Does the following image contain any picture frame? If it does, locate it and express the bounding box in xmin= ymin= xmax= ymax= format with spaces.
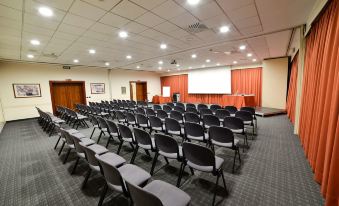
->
xmin=90 ymin=83 xmax=105 ymax=94
xmin=13 ymin=83 xmax=42 ymax=98
xmin=121 ymin=86 xmax=126 ymax=95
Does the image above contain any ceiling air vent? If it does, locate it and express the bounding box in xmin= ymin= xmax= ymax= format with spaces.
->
xmin=41 ymin=52 xmax=58 ymax=59
xmin=185 ymin=22 xmax=208 ymax=33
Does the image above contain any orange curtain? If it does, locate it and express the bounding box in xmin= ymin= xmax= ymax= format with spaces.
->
xmin=298 ymin=0 xmax=339 ymax=205
xmin=286 ymin=52 xmax=299 ymax=124
xmin=231 ymin=67 xmax=262 ymax=106
xmin=160 ymin=67 xmax=262 ymax=107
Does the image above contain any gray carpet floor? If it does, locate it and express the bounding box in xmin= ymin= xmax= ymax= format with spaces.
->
xmin=0 ymin=115 xmax=324 ymax=206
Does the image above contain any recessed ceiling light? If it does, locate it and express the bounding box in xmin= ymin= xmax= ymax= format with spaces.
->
xmin=176 ymin=64 xmax=180 ymax=67
xmin=189 ymin=66 xmax=192 ymax=69
xmin=158 ymin=61 xmax=163 ymax=65
xmin=73 ymin=59 xmax=79 ymax=63
xmin=177 ymin=68 xmax=181 ymax=70
xmin=160 ymin=43 xmax=167 ymax=49
xmin=158 ymin=67 xmax=162 ymax=70
xmin=167 ymin=69 xmax=170 ymax=72
xmin=202 ymin=65 xmax=205 ymax=68
xmin=187 ymin=0 xmax=200 ymax=5
xmin=252 ymin=59 xmax=257 ymax=62
xmin=206 ymin=59 xmax=211 ymax=63
xmin=224 ymin=51 xmax=231 ymax=55
xmin=136 ymin=65 xmax=140 ymax=69
xmin=233 ymin=61 xmax=238 ymax=64
xmin=38 ymin=7 xmax=53 ymax=17
xmin=216 ymin=63 xmax=220 ymax=66
xmin=27 ymin=54 xmax=34 ymax=59
xmin=105 ymin=62 xmax=110 ymax=66
xmin=30 ymin=39 xmax=40 ymax=46
xmin=89 ymin=49 xmax=96 ymax=54
xmin=119 ymin=31 xmax=128 ymax=38
xmin=191 ymin=54 xmax=197 ymax=58
xmin=247 ymin=53 xmax=252 ymax=57
xmin=219 ymin=26 xmax=230 ymax=33
xmin=126 ymin=55 xmax=132 ymax=59
xmin=239 ymin=45 xmax=246 ymax=50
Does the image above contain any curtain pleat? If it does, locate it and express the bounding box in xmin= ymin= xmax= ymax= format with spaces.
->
xmin=286 ymin=52 xmax=299 ymax=124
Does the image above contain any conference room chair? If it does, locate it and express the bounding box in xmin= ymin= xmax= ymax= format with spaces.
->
xmin=136 ymin=113 xmax=150 ymax=131
xmin=96 ymin=116 xmax=110 ymax=144
xmin=240 ymin=107 xmax=257 ymax=129
xmin=105 ymin=120 xmax=120 ymax=148
xmin=167 ymin=102 xmax=175 ymax=108
xmin=54 ymin=126 xmax=79 ymax=150
xmin=58 ymin=129 xmax=74 ymax=156
xmin=184 ymin=112 xmax=201 ymax=124
xmin=215 ymin=109 xmax=230 ymax=122
xmin=115 ymin=110 xmax=127 ymax=125
xmin=235 ymin=111 xmax=255 ymax=137
xmin=203 ymin=114 xmax=221 ymax=129
xmin=96 ymin=154 xmax=150 ymax=206
xmin=184 ymin=122 xmax=208 ymax=143
xmin=210 ymin=104 xmax=222 ymax=114
xmin=176 ymin=102 xmax=185 ymax=109
xmin=186 ymin=103 xmax=196 ymax=109
xmin=209 ymin=126 xmax=241 ymax=173
xmin=170 ymin=110 xmax=184 ymax=124
xmin=128 ymin=102 xmax=136 ymax=113
xmin=178 ymin=142 xmax=228 ymax=206
xmin=117 ymin=124 xmax=135 ymax=154
xmin=146 ymin=108 xmax=156 ymax=117
xmin=156 ymin=109 xmax=168 ymax=122
xmin=126 ymin=179 xmax=191 ymax=206
xmin=186 ymin=106 xmax=198 ymax=114
xmin=89 ymin=115 xmax=100 ymax=139
xmin=200 ymin=108 xmax=214 ymax=119
xmin=223 ymin=117 xmax=249 ymax=151
xmin=150 ymin=133 xmax=183 ymax=176
xmin=70 ymin=132 xmax=95 ymax=174
xmin=126 ymin=112 xmax=138 ymax=127
xmin=136 ymin=107 xmax=146 ymax=115
xmin=68 ymin=109 xmax=89 ymax=129
xmin=174 ymin=105 xmax=185 ymax=114
xmin=224 ymin=106 xmax=238 ymax=116
xmin=163 ymin=105 xmax=173 ymax=114
xmin=130 ymin=128 xmax=156 ymax=164
xmin=165 ymin=118 xmax=184 ymax=139
xmin=149 ymin=115 xmax=165 ymax=134
xmin=197 ymin=104 xmax=208 ymax=112
xmin=153 ymin=104 xmax=162 ymax=111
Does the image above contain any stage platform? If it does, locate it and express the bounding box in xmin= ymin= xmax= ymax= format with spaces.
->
xmin=255 ymin=107 xmax=286 ymax=117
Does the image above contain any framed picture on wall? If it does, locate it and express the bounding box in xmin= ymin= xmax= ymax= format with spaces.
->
xmin=90 ymin=83 xmax=105 ymax=94
xmin=13 ymin=83 xmax=41 ymax=98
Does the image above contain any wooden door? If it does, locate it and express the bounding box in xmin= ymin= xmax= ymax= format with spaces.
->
xmin=50 ymin=81 xmax=86 ymax=114
xmin=136 ymin=82 xmax=147 ymax=101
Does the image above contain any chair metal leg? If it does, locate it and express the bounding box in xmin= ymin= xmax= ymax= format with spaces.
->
xmin=238 ymin=148 xmax=241 ymax=164
xmin=150 ymin=152 xmax=159 ymax=175
xmin=164 ymin=156 xmax=169 ymax=164
xmin=97 ymin=131 xmax=103 ymax=144
xmin=105 ymin=136 xmax=111 ymax=148
xmin=54 ymin=135 xmax=62 ymax=150
xmin=220 ymin=171 xmax=228 ymax=195
xmin=212 ymin=174 xmax=220 ymax=206
xmin=98 ymin=183 xmax=108 ymax=206
xmin=130 ymin=146 xmax=139 ymax=164
xmin=189 ymin=167 xmax=194 ymax=175
xmin=144 ymin=149 xmax=150 ymax=156
xmin=90 ymin=127 xmax=96 ymax=139
xmin=232 ymin=150 xmax=237 ymax=173
xmin=63 ymin=148 xmax=71 ymax=164
xmin=176 ymin=162 xmax=186 ymax=187
xmin=71 ymin=157 xmax=80 ymax=174
xmin=82 ymin=168 xmax=92 ymax=189
xmin=117 ymin=141 xmax=124 ymax=155
xmin=58 ymin=141 xmax=65 ymax=156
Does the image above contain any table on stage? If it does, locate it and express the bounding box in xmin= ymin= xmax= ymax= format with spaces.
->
xmin=152 ymin=95 xmax=172 ymax=104
xmin=223 ymin=95 xmax=256 ymax=108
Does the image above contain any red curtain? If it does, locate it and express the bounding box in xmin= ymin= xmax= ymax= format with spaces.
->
xmin=160 ymin=67 xmax=262 ymax=107
xmin=298 ymin=0 xmax=339 ymax=205
xmin=286 ymin=52 xmax=299 ymax=124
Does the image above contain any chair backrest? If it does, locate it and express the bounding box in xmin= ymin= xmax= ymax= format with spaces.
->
xmin=153 ymin=104 xmax=162 ymax=111
xmin=81 ymin=144 xmax=100 ymax=166
xmin=203 ymin=114 xmax=220 ymax=127
xmin=154 ymin=133 xmax=179 ymax=155
xmin=97 ymin=116 xmax=108 ymax=129
xmin=162 ymin=105 xmax=172 ymax=113
xmin=173 ymin=106 xmax=185 ymax=113
xmin=235 ymin=110 xmax=253 ymax=122
xmin=61 ymin=129 xmax=74 ymax=145
xmin=170 ymin=110 xmax=183 ymax=122
xmin=126 ymin=112 xmax=136 ymax=123
xmin=133 ymin=128 xmax=153 ymax=148
xmin=116 ymin=111 xmax=126 ymax=121
xmin=118 ymin=124 xmax=134 ymax=141
xmin=149 ymin=116 xmax=162 ymax=128
xmin=184 ymin=112 xmax=200 ymax=124
xmin=197 ymin=104 xmax=208 ymax=111
xmin=156 ymin=110 xmax=168 ymax=119
xmin=165 ymin=118 xmax=181 ymax=133
xmin=136 ymin=114 xmax=149 ymax=126
xmin=209 ymin=126 xmax=234 ymax=145
xmin=136 ymin=107 xmax=146 ymax=115
xmin=186 ymin=107 xmax=198 ymax=114
xmin=166 ymin=102 xmax=175 ymax=108
xmin=224 ymin=106 xmax=238 ymax=114
xmin=200 ymin=108 xmax=213 ymax=116
xmin=106 ymin=120 xmax=119 ymax=134
xmin=210 ymin=104 xmax=222 ymax=112
xmin=184 ymin=122 xmax=205 ymax=140
xmin=146 ymin=108 xmax=156 ymax=116
xmin=71 ymin=133 xmax=85 ymax=153
xmin=126 ymin=181 xmax=163 ymax=206
xmin=215 ymin=109 xmax=230 ymax=120
xmin=223 ymin=117 xmax=244 ymax=130
xmin=240 ymin=107 xmax=256 ymax=115
xmin=186 ymin=103 xmax=196 ymax=109
xmin=182 ymin=142 xmax=215 ymax=170
xmin=176 ymin=102 xmax=185 ymax=109
xmin=96 ymin=155 xmax=125 ymax=191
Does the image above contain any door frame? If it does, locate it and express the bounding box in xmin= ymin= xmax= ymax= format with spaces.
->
xmin=129 ymin=81 xmax=147 ymax=101
xmin=49 ymin=80 xmax=86 ymax=114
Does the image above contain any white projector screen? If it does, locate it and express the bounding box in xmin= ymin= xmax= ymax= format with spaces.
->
xmin=188 ymin=68 xmax=231 ymax=94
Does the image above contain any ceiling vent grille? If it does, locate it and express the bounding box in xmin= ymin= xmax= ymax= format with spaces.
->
xmin=41 ymin=52 xmax=58 ymax=58
xmin=185 ymin=22 xmax=208 ymax=33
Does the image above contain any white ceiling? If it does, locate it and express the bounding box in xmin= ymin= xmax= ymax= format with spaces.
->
xmin=0 ymin=0 xmax=316 ymax=72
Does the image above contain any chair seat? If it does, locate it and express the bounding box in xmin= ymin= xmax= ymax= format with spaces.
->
xmin=72 ymin=132 xmax=86 ymax=139
xmin=187 ymin=156 xmax=224 ymax=172
xmin=139 ymin=123 xmax=149 ymax=128
xmin=77 ymin=152 xmax=85 ymax=159
xmin=95 ymin=152 xmax=126 ymax=168
xmin=122 ymin=137 xmax=134 ymax=143
xmin=81 ymin=138 xmax=95 ymax=146
xmin=168 ymin=128 xmax=184 ymax=135
xmin=101 ymin=128 xmax=108 ymax=132
xmin=231 ymin=129 xmax=244 ymax=134
xmin=128 ymin=121 xmax=136 ymax=125
xmin=66 ymin=129 xmax=79 ymax=134
xmin=211 ymin=138 xmax=239 ymax=148
xmin=77 ymin=115 xmax=87 ymax=119
xmin=110 ymin=132 xmax=119 ymax=137
xmin=186 ymin=134 xmax=208 ymax=141
xmin=144 ymin=180 xmax=191 ymax=206
xmin=159 ymin=146 xmax=182 ymax=159
xmin=152 ymin=125 xmax=165 ymax=131
xmin=138 ymin=138 xmax=155 ymax=150
xmin=87 ymin=144 xmax=109 ymax=155
xmin=244 ymin=120 xmax=252 ymax=125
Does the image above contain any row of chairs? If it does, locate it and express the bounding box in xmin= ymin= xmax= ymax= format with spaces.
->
xmin=56 ymin=106 xmax=89 ymax=129
xmin=36 ymin=107 xmax=65 ymax=136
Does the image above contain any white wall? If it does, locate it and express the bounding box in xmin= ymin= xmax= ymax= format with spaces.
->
xmin=0 ymin=62 xmax=161 ymax=121
xmin=262 ymin=57 xmax=289 ymax=109
xmin=0 ymin=98 xmax=5 ymax=123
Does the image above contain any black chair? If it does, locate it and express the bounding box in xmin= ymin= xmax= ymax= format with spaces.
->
xmin=186 ymin=103 xmax=196 ymax=109
xmin=126 ymin=112 xmax=137 ymax=127
xmin=89 ymin=115 xmax=99 ymax=139
xmin=176 ymin=102 xmax=185 ymax=109
xmin=184 ymin=112 xmax=200 ymax=124
xmin=146 ymin=108 xmax=156 ymax=117
xmin=136 ymin=107 xmax=146 ymax=115
xmin=96 ymin=117 xmax=109 ymax=144
xmin=178 ymin=142 xmax=228 ymax=206
xmin=174 ymin=106 xmax=185 ymax=114
xmin=165 ymin=118 xmax=184 ymax=137
xmin=210 ymin=104 xmax=222 ymax=114
xmin=170 ymin=110 xmax=184 ymax=124
xmin=105 ymin=120 xmax=120 ymax=148
xmin=224 ymin=106 xmax=237 ymax=116
xmin=209 ymin=126 xmax=241 ymax=173
xmin=186 ymin=107 xmax=198 ymax=114
xmin=215 ymin=109 xmax=230 ymax=122
xmin=240 ymin=107 xmax=257 ymax=131
xmin=149 ymin=116 xmax=165 ymax=133
xmin=117 ymin=124 xmax=135 ymax=154
xmin=156 ymin=110 xmax=168 ymax=122
xmin=131 ymin=128 xmax=156 ymax=164
xmin=151 ymin=133 xmax=183 ymax=176
xmin=197 ymin=104 xmax=208 ymax=112
xmin=163 ymin=105 xmax=173 ymax=114
xmin=153 ymin=104 xmax=162 ymax=111
xmin=235 ymin=110 xmax=255 ymax=136
xmin=200 ymin=108 xmax=213 ymax=118
xmin=223 ymin=117 xmax=248 ymax=151
xmin=184 ymin=122 xmax=208 ymax=143
xmin=167 ymin=102 xmax=175 ymax=108
xmin=115 ymin=110 xmax=126 ymax=124
xmin=203 ymin=114 xmax=220 ymax=129
xmin=136 ymin=113 xmax=150 ymax=130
